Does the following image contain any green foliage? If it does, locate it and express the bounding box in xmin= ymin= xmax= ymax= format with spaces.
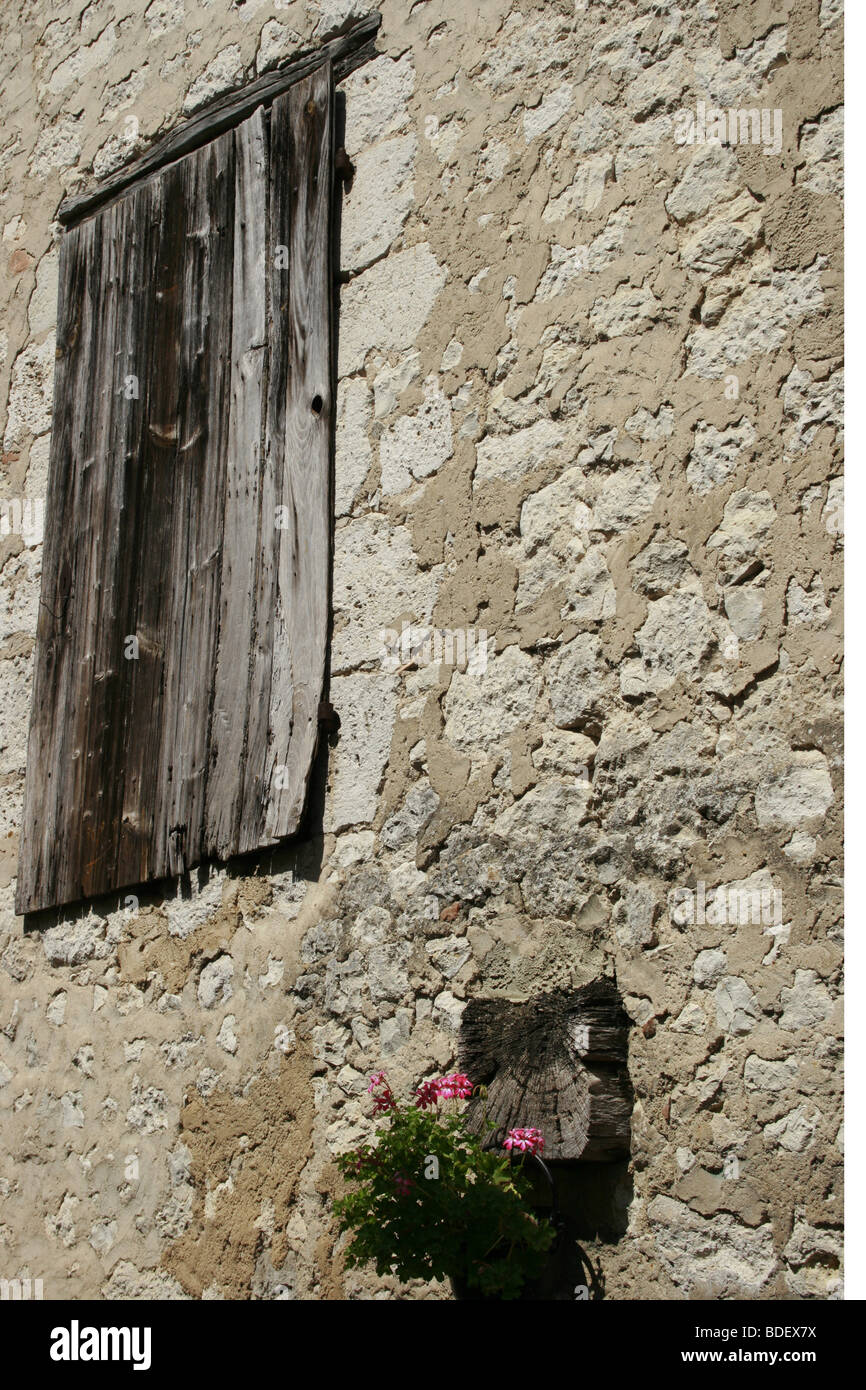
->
xmin=333 ymin=1096 xmax=554 ymax=1300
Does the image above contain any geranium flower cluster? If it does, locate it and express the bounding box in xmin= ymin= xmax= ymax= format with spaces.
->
xmin=503 ymin=1127 xmax=545 ymax=1155
xmin=413 ymin=1072 xmax=473 ymax=1109
xmin=367 ymin=1070 xmax=397 ymax=1115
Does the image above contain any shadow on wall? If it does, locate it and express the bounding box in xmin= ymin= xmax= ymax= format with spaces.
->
xmin=20 ymin=727 xmax=337 ymax=942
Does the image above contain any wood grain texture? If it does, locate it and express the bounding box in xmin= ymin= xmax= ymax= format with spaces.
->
xmin=58 ymin=13 xmax=379 ymax=227
xmin=262 ymin=67 xmax=332 ymax=845
xmin=459 ymin=983 xmax=633 ymax=1162
xmin=17 ymin=75 xmax=334 ymax=915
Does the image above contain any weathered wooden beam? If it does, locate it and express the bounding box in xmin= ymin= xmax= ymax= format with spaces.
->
xmin=459 ymin=982 xmax=633 ymax=1163
xmin=57 ymin=11 xmax=381 ymax=227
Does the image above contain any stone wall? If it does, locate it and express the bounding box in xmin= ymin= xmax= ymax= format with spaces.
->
xmin=0 ymin=0 xmax=843 ymax=1299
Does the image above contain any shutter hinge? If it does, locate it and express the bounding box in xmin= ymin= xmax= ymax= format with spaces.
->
xmin=318 ymin=700 xmax=341 ymax=735
xmin=334 ymin=147 xmax=354 ymax=185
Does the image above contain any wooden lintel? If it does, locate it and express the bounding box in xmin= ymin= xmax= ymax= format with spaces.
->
xmin=57 ymin=11 xmax=381 ymax=227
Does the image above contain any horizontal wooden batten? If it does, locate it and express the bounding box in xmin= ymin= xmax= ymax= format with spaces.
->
xmin=57 ymin=11 xmax=380 ymax=227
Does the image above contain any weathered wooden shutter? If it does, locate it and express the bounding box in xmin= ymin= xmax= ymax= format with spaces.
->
xmin=16 ymin=64 xmax=333 ymax=915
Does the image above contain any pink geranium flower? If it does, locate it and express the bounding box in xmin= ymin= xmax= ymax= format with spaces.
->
xmin=437 ymin=1073 xmax=472 ymax=1100
xmin=414 ymin=1072 xmax=474 ymax=1108
xmin=503 ymin=1126 xmax=545 ymax=1155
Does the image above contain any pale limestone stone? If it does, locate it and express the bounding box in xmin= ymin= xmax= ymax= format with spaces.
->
xmin=561 ymin=545 xmax=617 ymax=623
xmin=613 ymin=882 xmax=658 ymax=950
xmin=707 ymin=489 xmax=776 ymax=581
xmin=590 ymin=284 xmax=660 ymax=339
xmin=681 ymin=197 xmax=761 ymax=276
xmin=694 ymin=948 xmax=727 ymax=988
xmin=311 ymin=0 xmax=370 ymax=42
xmin=444 ymin=644 xmax=540 ymax=755
xmin=61 ymin=1091 xmax=84 ymax=1127
xmin=630 ymin=538 xmax=691 ymax=597
xmin=368 ymin=942 xmax=410 ymax=1003
xmin=331 ymin=515 xmax=442 ymax=672
xmin=341 ymin=134 xmax=416 ymax=270
xmin=380 ymin=376 xmax=452 ymax=494
xmin=342 ymin=54 xmax=414 ymax=157
xmin=523 ymin=84 xmax=573 ymax=141
xmin=744 ymin=1054 xmax=798 ymax=1091
xmin=764 ymin=1103 xmax=821 ymax=1153
xmin=440 ymin=338 xmax=463 ymax=371
xmin=144 ymin=0 xmax=184 ymax=37
xmin=42 ymin=22 xmax=116 ymax=99
xmin=26 ymin=247 xmax=58 ymax=340
xmin=548 ymin=632 xmax=604 ymax=728
xmin=782 ymin=366 xmax=843 ymax=456
xmin=380 ymin=1009 xmax=412 ymax=1054
xmin=430 ymin=989 xmax=464 ymax=1034
xmin=126 ymin=1077 xmax=168 ymax=1134
xmin=724 ymin=583 xmax=764 ymax=641
xmin=798 ymin=107 xmax=843 ymax=197
xmin=256 ymin=20 xmax=303 ymax=75
xmin=326 ymin=672 xmax=398 ymax=830
xmin=474 ymin=417 xmax=564 ymax=487
xmin=687 ymin=417 xmax=756 ymax=494
xmin=714 ymin=976 xmax=761 ymax=1036
xmin=590 ymin=462 xmax=659 ymax=531
xmin=29 ymin=114 xmax=84 ymax=177
xmin=755 ymin=754 xmax=833 ymax=830
xmin=182 ymin=46 xmax=244 ymax=114
xmin=43 ymin=916 xmax=106 ymax=966
xmin=648 ymin=1195 xmax=776 ymax=1296
xmin=216 ymin=1016 xmax=238 ymax=1055
xmin=380 ymin=780 xmax=439 ymax=850
xmin=779 ymin=969 xmax=833 ymax=1031
xmin=670 ymin=997 xmax=707 ymax=1033
xmin=621 ymin=590 xmax=714 ymax=696
xmin=693 ymin=26 xmax=788 ymax=107
xmin=492 ymin=779 xmax=591 ymax=845
xmin=198 ymin=957 xmax=234 ymax=1009
xmin=782 ymin=830 xmax=817 ymax=864
xmin=584 ymin=207 xmax=632 ymax=272
xmin=666 ymin=144 xmax=742 ymax=223
xmin=543 ymin=153 xmax=615 ymax=219
xmin=686 ymin=261 xmax=825 ymax=378
xmin=625 ymin=404 xmax=674 ymax=441
xmin=338 ymin=244 xmax=446 ymax=375
xmin=783 ymin=1220 xmax=842 ymax=1299
xmin=534 ymin=244 xmax=588 ymax=301
xmin=531 ymin=729 xmax=596 ymax=781
xmin=426 ymin=936 xmax=472 ymax=979
xmin=334 ymin=375 xmax=372 ymax=517
xmin=519 ymin=465 xmax=590 ymax=554
xmin=786 ymin=575 xmax=830 ymax=626
xmin=820 ymin=0 xmax=843 ymax=28
xmin=373 ymin=350 xmax=421 ymax=419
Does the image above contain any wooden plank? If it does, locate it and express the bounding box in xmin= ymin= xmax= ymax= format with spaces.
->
xmin=16 ymin=218 xmax=101 ymax=913
xmin=153 ymin=130 xmax=236 ymax=880
xmin=57 ymin=14 xmax=380 ymax=228
xmin=260 ymin=65 xmax=333 ymax=845
xmin=205 ymin=109 xmax=268 ymax=860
